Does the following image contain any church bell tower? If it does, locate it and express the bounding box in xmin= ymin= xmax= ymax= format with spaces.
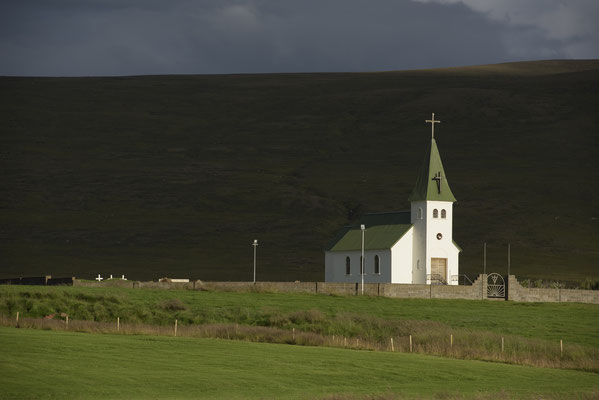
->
xmin=409 ymin=113 xmax=460 ymax=285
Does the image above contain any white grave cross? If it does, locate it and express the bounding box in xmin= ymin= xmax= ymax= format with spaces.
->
xmin=95 ymin=274 xmax=103 ymax=282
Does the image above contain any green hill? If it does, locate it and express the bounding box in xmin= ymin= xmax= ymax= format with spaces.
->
xmin=1 ymin=60 xmax=598 ymax=282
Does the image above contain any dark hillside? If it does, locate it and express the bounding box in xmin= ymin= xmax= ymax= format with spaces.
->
xmin=1 ymin=60 xmax=598 ymax=282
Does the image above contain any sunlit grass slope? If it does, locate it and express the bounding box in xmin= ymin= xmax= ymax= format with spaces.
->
xmin=2 ymin=285 xmax=598 ymax=348
xmin=1 ymin=327 xmax=598 ymax=399
xmin=1 ymin=60 xmax=598 ymax=282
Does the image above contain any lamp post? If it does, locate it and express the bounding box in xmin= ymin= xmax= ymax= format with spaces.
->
xmin=361 ymin=224 xmax=365 ymax=295
xmin=252 ymin=239 xmax=258 ymax=283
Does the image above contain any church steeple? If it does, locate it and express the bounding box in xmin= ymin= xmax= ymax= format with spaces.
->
xmin=408 ymin=114 xmax=456 ymax=202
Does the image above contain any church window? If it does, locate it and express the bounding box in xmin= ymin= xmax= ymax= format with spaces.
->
xmin=433 ymin=209 xmax=439 ymax=218
xmin=441 ymin=209 xmax=446 ymax=218
xmin=417 ymin=208 xmax=423 ymax=219
xmin=345 ymin=257 xmax=351 ymax=275
xmin=374 ymin=255 xmax=380 ymax=274
xmin=417 ymin=259 xmax=421 ymax=270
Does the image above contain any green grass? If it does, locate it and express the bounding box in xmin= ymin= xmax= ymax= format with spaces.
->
xmin=2 ymin=285 xmax=598 ymax=348
xmin=1 ymin=327 xmax=598 ymax=399
xmin=1 ymin=60 xmax=598 ymax=283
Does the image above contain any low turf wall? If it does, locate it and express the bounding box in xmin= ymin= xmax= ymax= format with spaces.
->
xmin=0 ymin=276 xmax=75 ymax=286
xmin=74 ymin=279 xmax=134 ymax=288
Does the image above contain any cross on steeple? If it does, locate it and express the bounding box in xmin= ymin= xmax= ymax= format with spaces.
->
xmin=432 ymin=172 xmax=443 ymax=194
xmin=425 ymin=112 xmax=440 ymax=139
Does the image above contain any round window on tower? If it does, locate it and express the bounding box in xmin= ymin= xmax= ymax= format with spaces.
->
xmin=436 ymin=233 xmax=443 ymax=240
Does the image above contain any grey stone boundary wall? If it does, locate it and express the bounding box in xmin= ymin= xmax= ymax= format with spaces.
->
xmin=2 ymin=275 xmax=597 ymax=304
xmin=508 ymin=275 xmax=599 ymax=304
xmin=62 ymin=275 xmax=599 ymax=304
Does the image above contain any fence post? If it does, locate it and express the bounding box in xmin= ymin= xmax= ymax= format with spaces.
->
xmin=560 ymin=339 xmax=563 ymax=357
xmin=16 ymin=311 xmax=19 ymax=324
xmin=390 ymin=337 xmax=394 ymax=352
xmin=174 ymin=319 xmax=178 ymax=337
xmin=66 ymin=315 xmax=69 ymax=327
xmin=450 ymin=334 xmax=453 ymax=349
xmin=117 ymin=317 xmax=120 ymax=332
xmin=292 ymin=327 xmax=295 ymax=340
xmin=501 ymin=337 xmax=504 ymax=353
xmin=409 ymin=335 xmax=413 ymax=353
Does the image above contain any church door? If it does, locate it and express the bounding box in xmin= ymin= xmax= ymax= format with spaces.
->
xmin=430 ymin=258 xmax=447 ymax=284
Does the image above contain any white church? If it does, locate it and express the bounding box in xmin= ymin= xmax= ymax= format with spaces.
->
xmin=325 ymin=114 xmax=461 ymax=285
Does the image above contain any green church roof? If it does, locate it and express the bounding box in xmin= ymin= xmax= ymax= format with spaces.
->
xmin=328 ymin=224 xmax=412 ymax=252
xmin=324 ymin=212 xmax=411 ymax=251
xmin=408 ymin=138 xmax=456 ymax=202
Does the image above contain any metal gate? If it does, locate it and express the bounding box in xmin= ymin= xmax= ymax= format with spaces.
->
xmin=487 ymin=273 xmax=506 ymax=299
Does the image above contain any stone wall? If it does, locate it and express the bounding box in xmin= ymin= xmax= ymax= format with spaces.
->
xmin=199 ymin=282 xmax=257 ymax=292
xmin=57 ymin=277 xmax=599 ymax=304
xmin=256 ymin=282 xmax=316 ymax=293
xmin=316 ymin=282 xmax=357 ymax=296
xmin=560 ymin=288 xmax=599 ymax=303
xmin=136 ymin=281 xmax=195 ymax=290
xmin=432 ymin=282 xmax=482 ymax=300
xmin=379 ymin=284 xmax=430 ymax=298
xmin=508 ymin=275 xmax=599 ymax=304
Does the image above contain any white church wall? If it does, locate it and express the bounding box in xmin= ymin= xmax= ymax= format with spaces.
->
xmin=411 ymin=201 xmax=427 ymax=284
xmin=448 ymin=246 xmax=460 ymax=285
xmin=425 ymin=200 xmax=456 ymax=285
xmin=412 ymin=200 xmax=459 ymax=285
xmin=324 ymin=252 xmax=335 ymax=281
xmin=366 ymin=250 xmax=391 ymax=283
xmin=390 ymin=227 xmax=414 ymax=283
xmin=325 ymin=250 xmax=391 ymax=283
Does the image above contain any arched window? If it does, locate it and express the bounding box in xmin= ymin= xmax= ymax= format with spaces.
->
xmin=345 ymin=256 xmax=351 ymax=275
xmin=441 ymin=209 xmax=446 ymax=218
xmin=433 ymin=209 xmax=439 ymax=218
xmin=417 ymin=208 xmax=423 ymax=220
xmin=374 ymin=255 xmax=380 ymax=274
xmin=360 ymin=256 xmax=364 ymax=275
xmin=417 ymin=259 xmax=420 ymax=270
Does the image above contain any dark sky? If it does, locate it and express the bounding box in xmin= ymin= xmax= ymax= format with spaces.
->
xmin=1 ymin=0 xmax=598 ymax=76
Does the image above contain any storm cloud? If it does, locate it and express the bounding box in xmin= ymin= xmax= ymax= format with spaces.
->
xmin=1 ymin=0 xmax=598 ymax=76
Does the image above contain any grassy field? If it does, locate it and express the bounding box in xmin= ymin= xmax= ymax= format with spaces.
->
xmin=1 ymin=60 xmax=599 ymax=283
xmin=1 ymin=327 xmax=598 ymax=399
xmin=0 ymin=285 xmax=599 ymax=348
xmin=2 ymin=285 xmax=598 ymax=348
